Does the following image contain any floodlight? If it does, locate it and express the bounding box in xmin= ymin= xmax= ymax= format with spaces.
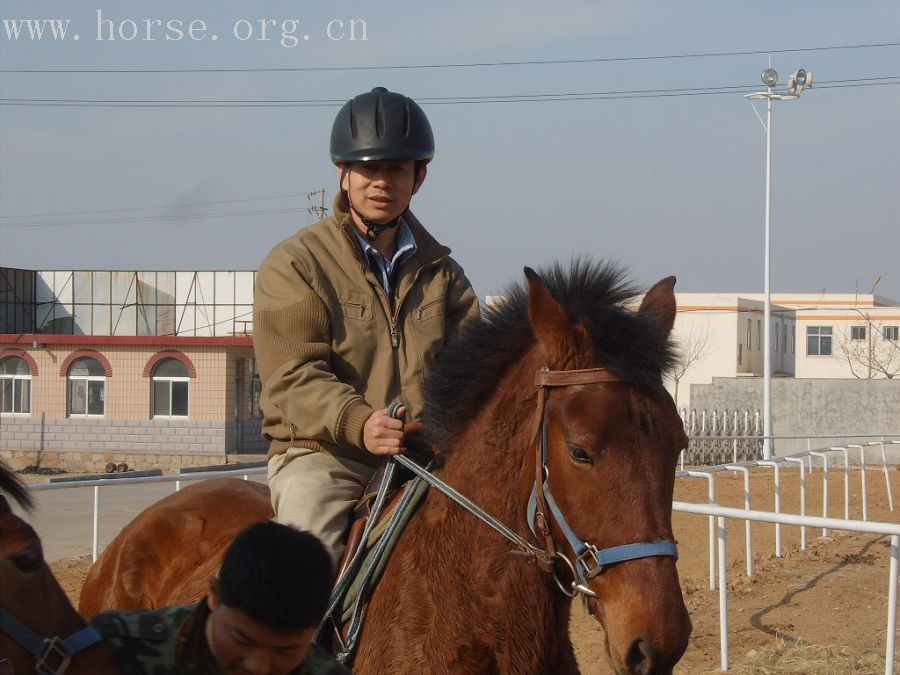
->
xmin=761 ymin=68 xmax=778 ymax=87
xmin=793 ymin=69 xmax=808 ymax=86
xmin=787 ymin=76 xmax=796 ymax=94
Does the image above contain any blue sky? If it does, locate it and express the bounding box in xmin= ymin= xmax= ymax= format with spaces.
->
xmin=1 ymin=1 xmax=898 ymax=300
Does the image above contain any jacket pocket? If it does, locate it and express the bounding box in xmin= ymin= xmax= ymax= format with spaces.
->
xmin=415 ymin=297 xmax=445 ymax=322
xmin=340 ymin=291 xmax=373 ymax=321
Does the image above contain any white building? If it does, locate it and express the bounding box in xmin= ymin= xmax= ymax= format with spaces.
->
xmin=670 ymin=291 xmax=900 ymax=409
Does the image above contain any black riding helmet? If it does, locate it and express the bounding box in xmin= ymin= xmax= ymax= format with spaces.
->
xmin=330 ymin=87 xmax=434 ymax=164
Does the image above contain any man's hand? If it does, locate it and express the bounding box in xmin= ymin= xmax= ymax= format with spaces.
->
xmin=363 ymin=406 xmax=407 ymax=456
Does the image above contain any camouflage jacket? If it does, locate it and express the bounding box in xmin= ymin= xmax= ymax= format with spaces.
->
xmin=90 ymin=600 xmax=352 ymax=675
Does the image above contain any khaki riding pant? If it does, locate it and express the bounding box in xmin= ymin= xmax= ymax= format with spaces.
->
xmin=268 ymin=447 xmax=377 ymax=565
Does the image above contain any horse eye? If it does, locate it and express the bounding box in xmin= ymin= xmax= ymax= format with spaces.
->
xmin=567 ymin=445 xmax=593 ymax=465
xmin=12 ymin=552 xmax=42 ymax=573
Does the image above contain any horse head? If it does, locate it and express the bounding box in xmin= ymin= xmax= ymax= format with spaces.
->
xmin=525 ymin=265 xmax=691 ymax=674
xmin=0 ymin=464 xmax=117 ymax=675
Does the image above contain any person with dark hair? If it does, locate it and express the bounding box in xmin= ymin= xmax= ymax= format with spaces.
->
xmin=90 ymin=521 xmax=350 ymax=674
xmin=254 ymin=86 xmax=479 ymax=564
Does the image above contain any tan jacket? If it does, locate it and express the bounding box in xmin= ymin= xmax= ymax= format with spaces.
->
xmin=253 ymin=194 xmax=479 ymax=466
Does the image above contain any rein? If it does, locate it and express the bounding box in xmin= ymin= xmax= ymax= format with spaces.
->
xmin=0 ymin=608 xmax=102 ymax=675
xmin=398 ymin=366 xmax=678 ymax=604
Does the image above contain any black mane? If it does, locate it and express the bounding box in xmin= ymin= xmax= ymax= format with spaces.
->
xmin=0 ymin=462 xmax=34 ymax=511
xmin=422 ymin=259 xmax=675 ymax=453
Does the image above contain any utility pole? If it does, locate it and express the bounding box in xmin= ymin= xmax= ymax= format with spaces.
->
xmin=306 ymin=188 xmax=327 ymax=221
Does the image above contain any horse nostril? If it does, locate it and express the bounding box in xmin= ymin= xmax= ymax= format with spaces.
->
xmin=624 ymin=638 xmax=659 ymax=675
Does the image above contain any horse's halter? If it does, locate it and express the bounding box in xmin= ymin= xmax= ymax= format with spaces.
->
xmin=525 ymin=367 xmax=679 ymax=604
xmin=0 ymin=607 xmax=102 ymax=675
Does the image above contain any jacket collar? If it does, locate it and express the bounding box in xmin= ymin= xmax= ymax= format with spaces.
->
xmin=331 ymin=192 xmax=450 ymax=268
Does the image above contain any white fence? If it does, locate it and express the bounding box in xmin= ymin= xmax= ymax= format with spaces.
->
xmin=674 ymin=501 xmax=900 ymax=673
xmin=678 ymin=438 xmax=900 ymax=673
xmin=26 ymin=466 xmax=267 ymax=562
xmin=19 ymin=440 xmax=900 ymax=673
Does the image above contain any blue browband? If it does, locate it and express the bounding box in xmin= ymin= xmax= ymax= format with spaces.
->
xmin=0 ymin=607 xmax=103 ymax=675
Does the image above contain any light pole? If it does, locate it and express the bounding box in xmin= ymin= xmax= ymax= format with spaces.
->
xmin=746 ymin=66 xmax=812 ymax=460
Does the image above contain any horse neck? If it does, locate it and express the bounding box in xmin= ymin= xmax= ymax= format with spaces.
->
xmin=438 ymin=350 xmax=542 ymax=524
xmin=422 ymin=351 xmax=575 ymax=649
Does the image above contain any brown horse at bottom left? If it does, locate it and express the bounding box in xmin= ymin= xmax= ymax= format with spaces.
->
xmin=77 ymin=476 xmax=273 ymax=617
xmin=0 ymin=462 xmax=119 ymax=674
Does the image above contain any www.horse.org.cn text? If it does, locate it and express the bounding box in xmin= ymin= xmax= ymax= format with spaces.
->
xmin=1 ymin=11 xmax=369 ymax=47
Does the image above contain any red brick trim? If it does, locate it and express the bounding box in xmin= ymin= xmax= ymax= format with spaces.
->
xmin=59 ymin=350 xmax=113 ymax=377
xmin=1 ymin=334 xmax=253 ymax=347
xmin=0 ymin=349 xmax=39 ymax=376
xmin=143 ymin=351 xmax=197 ymax=378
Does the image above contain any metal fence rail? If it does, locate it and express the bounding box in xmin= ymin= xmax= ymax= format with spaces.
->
xmin=677 ymin=438 xmax=900 ymax=672
xmin=674 ymin=501 xmax=900 ymax=674
xmin=26 ymin=466 xmax=267 ymax=561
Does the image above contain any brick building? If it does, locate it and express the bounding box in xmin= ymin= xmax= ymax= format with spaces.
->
xmin=0 ymin=267 xmax=265 ymax=470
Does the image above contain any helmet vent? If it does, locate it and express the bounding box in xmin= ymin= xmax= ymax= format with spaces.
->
xmin=402 ymin=101 xmax=411 ymax=137
xmin=348 ymin=106 xmax=358 ymax=139
xmin=374 ymin=93 xmax=384 ymax=137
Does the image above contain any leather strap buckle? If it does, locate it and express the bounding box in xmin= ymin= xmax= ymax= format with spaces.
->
xmin=35 ymin=636 xmax=71 ymax=675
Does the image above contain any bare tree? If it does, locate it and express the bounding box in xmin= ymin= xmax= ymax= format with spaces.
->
xmin=667 ymin=323 xmax=712 ymax=406
xmin=837 ymin=320 xmax=900 ymax=379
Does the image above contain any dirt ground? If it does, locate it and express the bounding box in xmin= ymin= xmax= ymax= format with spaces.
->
xmin=48 ymin=465 xmax=900 ymax=674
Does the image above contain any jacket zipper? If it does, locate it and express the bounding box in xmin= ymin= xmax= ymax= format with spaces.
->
xmin=359 ymin=261 xmax=401 ymax=350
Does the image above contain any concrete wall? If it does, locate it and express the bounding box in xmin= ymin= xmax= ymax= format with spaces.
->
xmin=0 ymin=448 xmax=234 ymax=473
xmin=239 ymin=417 xmax=268 ymax=454
xmin=690 ymin=377 xmax=900 ymax=455
xmin=0 ymin=415 xmax=227 ymax=455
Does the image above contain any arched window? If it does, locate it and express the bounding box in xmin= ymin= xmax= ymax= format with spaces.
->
xmin=152 ymin=358 xmax=189 ymax=417
xmin=0 ymin=356 xmax=31 ymax=414
xmin=68 ymin=357 xmax=105 ymax=416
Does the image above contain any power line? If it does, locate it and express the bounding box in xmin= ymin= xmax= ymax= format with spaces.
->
xmin=0 ymin=206 xmax=309 ymax=229
xmin=0 ymin=192 xmax=308 ymax=220
xmin=1 ymin=77 xmax=897 ymax=108
xmin=2 ymin=41 xmax=898 ymax=74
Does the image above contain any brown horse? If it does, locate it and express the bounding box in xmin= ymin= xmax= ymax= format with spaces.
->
xmin=0 ymin=463 xmax=119 ymax=674
xmin=77 ymin=477 xmax=273 ymax=616
xmin=80 ymin=261 xmax=692 ymax=674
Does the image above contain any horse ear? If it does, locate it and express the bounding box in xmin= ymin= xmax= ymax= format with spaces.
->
xmin=639 ymin=275 xmax=677 ymax=334
xmin=525 ymin=266 xmax=576 ymax=355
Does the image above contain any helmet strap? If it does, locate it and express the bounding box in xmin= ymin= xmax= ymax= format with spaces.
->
xmin=340 ymin=164 xmax=404 ymax=242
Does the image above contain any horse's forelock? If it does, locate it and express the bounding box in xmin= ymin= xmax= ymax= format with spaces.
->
xmin=422 ymin=259 xmax=676 ymax=454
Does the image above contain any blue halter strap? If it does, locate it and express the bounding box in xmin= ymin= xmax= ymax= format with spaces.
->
xmin=0 ymin=607 xmax=103 ymax=675
xmin=526 ymin=367 xmax=679 ymax=598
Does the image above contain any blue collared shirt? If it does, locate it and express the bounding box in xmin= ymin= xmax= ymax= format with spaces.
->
xmin=353 ymin=218 xmax=417 ymax=306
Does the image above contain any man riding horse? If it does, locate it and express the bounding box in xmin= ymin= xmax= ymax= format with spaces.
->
xmin=254 ymin=86 xmax=480 ymax=563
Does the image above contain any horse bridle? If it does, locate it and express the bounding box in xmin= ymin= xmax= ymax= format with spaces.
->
xmin=0 ymin=607 xmax=102 ymax=675
xmin=525 ymin=367 xmax=678 ymax=601
xmin=392 ymin=366 xmax=678 ymax=604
